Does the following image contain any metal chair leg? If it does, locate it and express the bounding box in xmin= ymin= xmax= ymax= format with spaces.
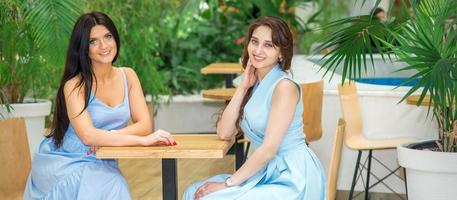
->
xmin=349 ymin=150 xmax=363 ymax=200
xmin=365 ymin=150 xmax=373 ymax=200
xmin=404 ymin=167 xmax=408 ymax=200
xmin=244 ymin=142 xmax=250 ymax=161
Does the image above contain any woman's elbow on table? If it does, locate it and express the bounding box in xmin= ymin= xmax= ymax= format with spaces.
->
xmin=216 ymin=127 xmax=235 ymax=141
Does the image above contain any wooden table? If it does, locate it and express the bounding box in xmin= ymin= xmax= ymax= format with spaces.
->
xmin=97 ymin=134 xmax=235 ymax=200
xmin=200 ymin=63 xmax=243 ymax=74
xmin=201 ymin=63 xmax=243 ymax=87
xmin=202 ymin=88 xmax=236 ymax=101
xmin=406 ymin=94 xmax=431 ymax=106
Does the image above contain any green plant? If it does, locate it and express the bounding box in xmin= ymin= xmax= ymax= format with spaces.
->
xmin=0 ymin=0 xmax=80 ymax=105
xmin=84 ymin=0 xmax=325 ymax=96
xmin=85 ymin=0 xmax=235 ymax=96
xmin=251 ymin=0 xmax=316 ymax=33
xmin=316 ymin=0 xmax=457 ymax=151
xmin=298 ymin=0 xmax=351 ymax=54
xmin=219 ymin=0 xmax=320 ymax=48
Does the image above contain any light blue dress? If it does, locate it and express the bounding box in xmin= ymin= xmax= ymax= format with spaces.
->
xmin=24 ymin=68 xmax=132 ymax=200
xmin=183 ymin=65 xmax=326 ymax=200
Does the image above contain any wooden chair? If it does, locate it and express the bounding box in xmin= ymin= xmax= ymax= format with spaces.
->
xmin=327 ymin=118 xmax=345 ymax=200
xmin=301 ymin=80 xmax=324 ymax=143
xmin=0 ymin=117 xmax=32 ymax=199
xmin=338 ymin=82 xmax=416 ymax=200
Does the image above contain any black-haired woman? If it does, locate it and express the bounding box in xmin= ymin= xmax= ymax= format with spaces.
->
xmin=23 ymin=11 xmax=176 ymax=199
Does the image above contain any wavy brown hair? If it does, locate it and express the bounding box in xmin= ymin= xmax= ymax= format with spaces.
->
xmin=219 ymin=16 xmax=294 ymax=135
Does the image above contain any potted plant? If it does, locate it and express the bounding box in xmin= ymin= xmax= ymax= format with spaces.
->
xmin=0 ymin=0 xmax=80 ymax=154
xmin=315 ymin=0 xmax=456 ymax=199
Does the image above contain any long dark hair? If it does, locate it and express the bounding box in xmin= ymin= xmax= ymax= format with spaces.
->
xmin=47 ymin=11 xmax=120 ymax=148
xmin=232 ymin=16 xmax=294 ymax=133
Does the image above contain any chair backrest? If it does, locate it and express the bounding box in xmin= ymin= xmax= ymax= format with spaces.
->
xmin=327 ymin=118 xmax=345 ymax=200
xmin=337 ymin=82 xmax=363 ymax=139
xmin=0 ymin=117 xmax=31 ymax=198
xmin=301 ymin=80 xmax=324 ymax=142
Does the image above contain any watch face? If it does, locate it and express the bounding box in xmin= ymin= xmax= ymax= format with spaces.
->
xmin=225 ymin=177 xmax=232 ymax=187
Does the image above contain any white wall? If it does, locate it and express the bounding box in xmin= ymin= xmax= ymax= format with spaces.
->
xmin=154 ymin=95 xmax=223 ymax=133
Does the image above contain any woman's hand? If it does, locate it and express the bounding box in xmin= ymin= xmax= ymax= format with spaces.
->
xmin=143 ymin=129 xmax=177 ymax=146
xmin=86 ymin=146 xmax=99 ymax=155
xmin=240 ymin=59 xmax=257 ymax=91
xmin=194 ymin=182 xmax=227 ymax=200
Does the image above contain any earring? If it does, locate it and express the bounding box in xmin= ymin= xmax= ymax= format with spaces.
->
xmin=279 ymin=57 xmax=283 ymax=63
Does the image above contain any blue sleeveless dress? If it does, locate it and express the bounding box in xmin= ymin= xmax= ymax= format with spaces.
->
xmin=183 ymin=65 xmax=326 ymax=200
xmin=24 ymin=68 xmax=132 ymax=200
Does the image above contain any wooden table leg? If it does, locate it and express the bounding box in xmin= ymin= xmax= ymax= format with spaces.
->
xmin=162 ymin=159 xmax=177 ymax=200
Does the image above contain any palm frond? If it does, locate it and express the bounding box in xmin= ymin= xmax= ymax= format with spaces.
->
xmin=316 ymin=15 xmax=394 ymax=82
xmin=25 ymin=0 xmax=80 ymax=67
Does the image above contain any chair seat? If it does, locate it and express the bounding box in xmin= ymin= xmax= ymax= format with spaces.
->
xmin=0 ymin=192 xmax=22 ymax=200
xmin=345 ymin=134 xmax=417 ymax=150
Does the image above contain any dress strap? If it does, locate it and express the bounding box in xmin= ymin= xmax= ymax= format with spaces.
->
xmin=119 ymin=68 xmax=129 ymax=103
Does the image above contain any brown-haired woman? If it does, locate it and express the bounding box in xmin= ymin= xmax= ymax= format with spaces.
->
xmin=183 ymin=16 xmax=325 ymax=200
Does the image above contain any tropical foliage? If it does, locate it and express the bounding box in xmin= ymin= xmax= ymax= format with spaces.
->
xmin=85 ymin=0 xmax=324 ymax=96
xmin=1 ymin=0 xmax=351 ymax=106
xmin=85 ymin=0 xmax=244 ymax=96
xmin=317 ymin=0 xmax=457 ymax=151
xmin=0 ymin=0 xmax=80 ymax=104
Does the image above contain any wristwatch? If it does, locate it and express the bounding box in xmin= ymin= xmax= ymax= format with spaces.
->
xmin=225 ymin=177 xmax=234 ymax=187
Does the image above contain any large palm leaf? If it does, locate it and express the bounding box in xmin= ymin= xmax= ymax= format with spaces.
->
xmin=317 ymin=0 xmax=457 ymax=151
xmin=0 ymin=0 xmax=80 ymax=103
xmin=25 ymin=0 xmax=80 ymax=67
xmin=316 ymin=14 xmax=396 ymax=82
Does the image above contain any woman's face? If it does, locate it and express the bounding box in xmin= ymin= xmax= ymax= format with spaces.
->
xmin=88 ymin=25 xmax=117 ymax=66
xmin=247 ymin=26 xmax=281 ymax=70
xmin=375 ymin=11 xmax=386 ymax=22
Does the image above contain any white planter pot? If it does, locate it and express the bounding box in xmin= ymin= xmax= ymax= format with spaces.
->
xmin=398 ymin=140 xmax=457 ymax=200
xmin=1 ymin=99 xmax=52 ymax=156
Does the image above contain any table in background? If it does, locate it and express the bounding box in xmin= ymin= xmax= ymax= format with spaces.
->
xmin=201 ymin=63 xmax=245 ymax=169
xmin=200 ymin=63 xmax=243 ymax=87
xmin=202 ymin=88 xmax=236 ymax=101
